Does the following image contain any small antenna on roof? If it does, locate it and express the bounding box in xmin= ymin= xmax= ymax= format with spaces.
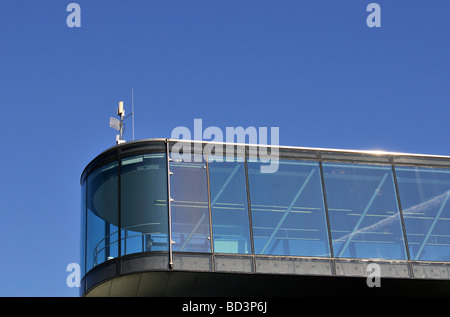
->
xmin=109 ymin=98 xmax=133 ymax=145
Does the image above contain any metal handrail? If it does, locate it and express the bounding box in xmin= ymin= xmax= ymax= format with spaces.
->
xmin=92 ymin=223 xmax=167 ymax=266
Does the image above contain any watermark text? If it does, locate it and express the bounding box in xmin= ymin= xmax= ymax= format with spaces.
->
xmin=171 ymin=119 xmax=280 ymax=173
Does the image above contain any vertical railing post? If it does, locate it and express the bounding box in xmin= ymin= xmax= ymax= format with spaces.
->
xmin=166 ymin=139 xmax=174 ymax=269
xmin=244 ymin=147 xmax=256 ymax=271
xmin=319 ymin=155 xmax=336 ymax=276
xmin=391 ymin=162 xmax=413 ymax=277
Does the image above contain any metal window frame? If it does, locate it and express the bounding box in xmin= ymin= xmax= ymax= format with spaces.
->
xmin=391 ymin=163 xmax=413 ymax=276
xmin=166 ymin=140 xmax=174 ymax=269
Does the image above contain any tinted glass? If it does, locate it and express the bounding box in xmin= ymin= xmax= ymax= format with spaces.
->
xmin=80 ymin=179 xmax=86 ymax=278
xmin=121 ymin=154 xmax=168 ymax=256
xmin=170 ymin=154 xmax=211 ymax=252
xmin=248 ymin=159 xmax=330 ymax=257
xmin=323 ymin=163 xmax=406 ymax=260
xmin=86 ymin=161 xmax=119 ymax=272
xmin=209 ymin=156 xmax=251 ymax=254
xmin=395 ymin=167 xmax=450 ymax=261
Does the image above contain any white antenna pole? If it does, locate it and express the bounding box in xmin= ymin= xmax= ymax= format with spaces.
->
xmin=118 ymin=101 xmax=125 ymax=142
xmin=132 ymin=88 xmax=135 ymax=140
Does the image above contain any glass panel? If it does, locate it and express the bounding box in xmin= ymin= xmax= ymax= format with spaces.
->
xmin=80 ymin=179 xmax=86 ymax=279
xmin=170 ymin=153 xmax=211 ymax=252
xmin=395 ymin=166 xmax=450 ymax=261
xmin=209 ymin=156 xmax=251 ymax=254
xmin=248 ymin=159 xmax=330 ymax=257
xmin=121 ymin=153 xmax=168 ymax=256
xmin=323 ymin=163 xmax=406 ymax=260
xmin=86 ymin=161 xmax=119 ymax=272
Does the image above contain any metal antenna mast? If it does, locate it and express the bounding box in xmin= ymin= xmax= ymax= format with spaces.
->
xmin=109 ymin=98 xmax=133 ymax=145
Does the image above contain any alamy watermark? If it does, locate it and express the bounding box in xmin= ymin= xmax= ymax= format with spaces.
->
xmin=66 ymin=3 xmax=81 ymax=28
xmin=66 ymin=263 xmax=80 ymax=288
xmin=170 ymin=119 xmax=280 ymax=173
xmin=65 ymin=3 xmax=380 ymax=29
xmin=366 ymin=3 xmax=381 ymax=28
xmin=366 ymin=263 xmax=381 ymax=288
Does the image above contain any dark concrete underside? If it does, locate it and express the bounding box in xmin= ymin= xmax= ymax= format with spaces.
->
xmin=84 ymin=271 xmax=450 ymax=297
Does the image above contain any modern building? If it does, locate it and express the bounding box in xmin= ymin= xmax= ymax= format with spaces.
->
xmin=80 ymin=139 xmax=450 ymax=296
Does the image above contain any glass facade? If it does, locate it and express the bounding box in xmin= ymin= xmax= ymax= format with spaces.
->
xmin=80 ymin=179 xmax=86 ymax=279
xmin=209 ymin=155 xmax=251 ymax=254
xmin=120 ymin=154 xmax=168 ymax=256
xmin=323 ymin=163 xmax=406 ymax=260
xmin=248 ymin=159 xmax=330 ymax=257
xmin=86 ymin=161 xmax=119 ymax=272
xmin=81 ymin=140 xmax=450 ymax=280
xmin=170 ymin=154 xmax=211 ymax=253
xmin=395 ymin=166 xmax=450 ymax=261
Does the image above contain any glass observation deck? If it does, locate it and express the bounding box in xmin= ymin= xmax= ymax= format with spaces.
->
xmin=80 ymin=139 xmax=450 ymax=296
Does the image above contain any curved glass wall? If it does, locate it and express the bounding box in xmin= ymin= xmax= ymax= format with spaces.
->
xmin=86 ymin=161 xmax=119 ymax=272
xmin=80 ymin=179 xmax=86 ymax=279
xmin=81 ymin=140 xmax=450 ymax=281
xmin=120 ymin=154 xmax=168 ymax=256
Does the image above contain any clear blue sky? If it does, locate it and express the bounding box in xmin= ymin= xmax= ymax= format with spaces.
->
xmin=0 ymin=0 xmax=448 ymax=296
